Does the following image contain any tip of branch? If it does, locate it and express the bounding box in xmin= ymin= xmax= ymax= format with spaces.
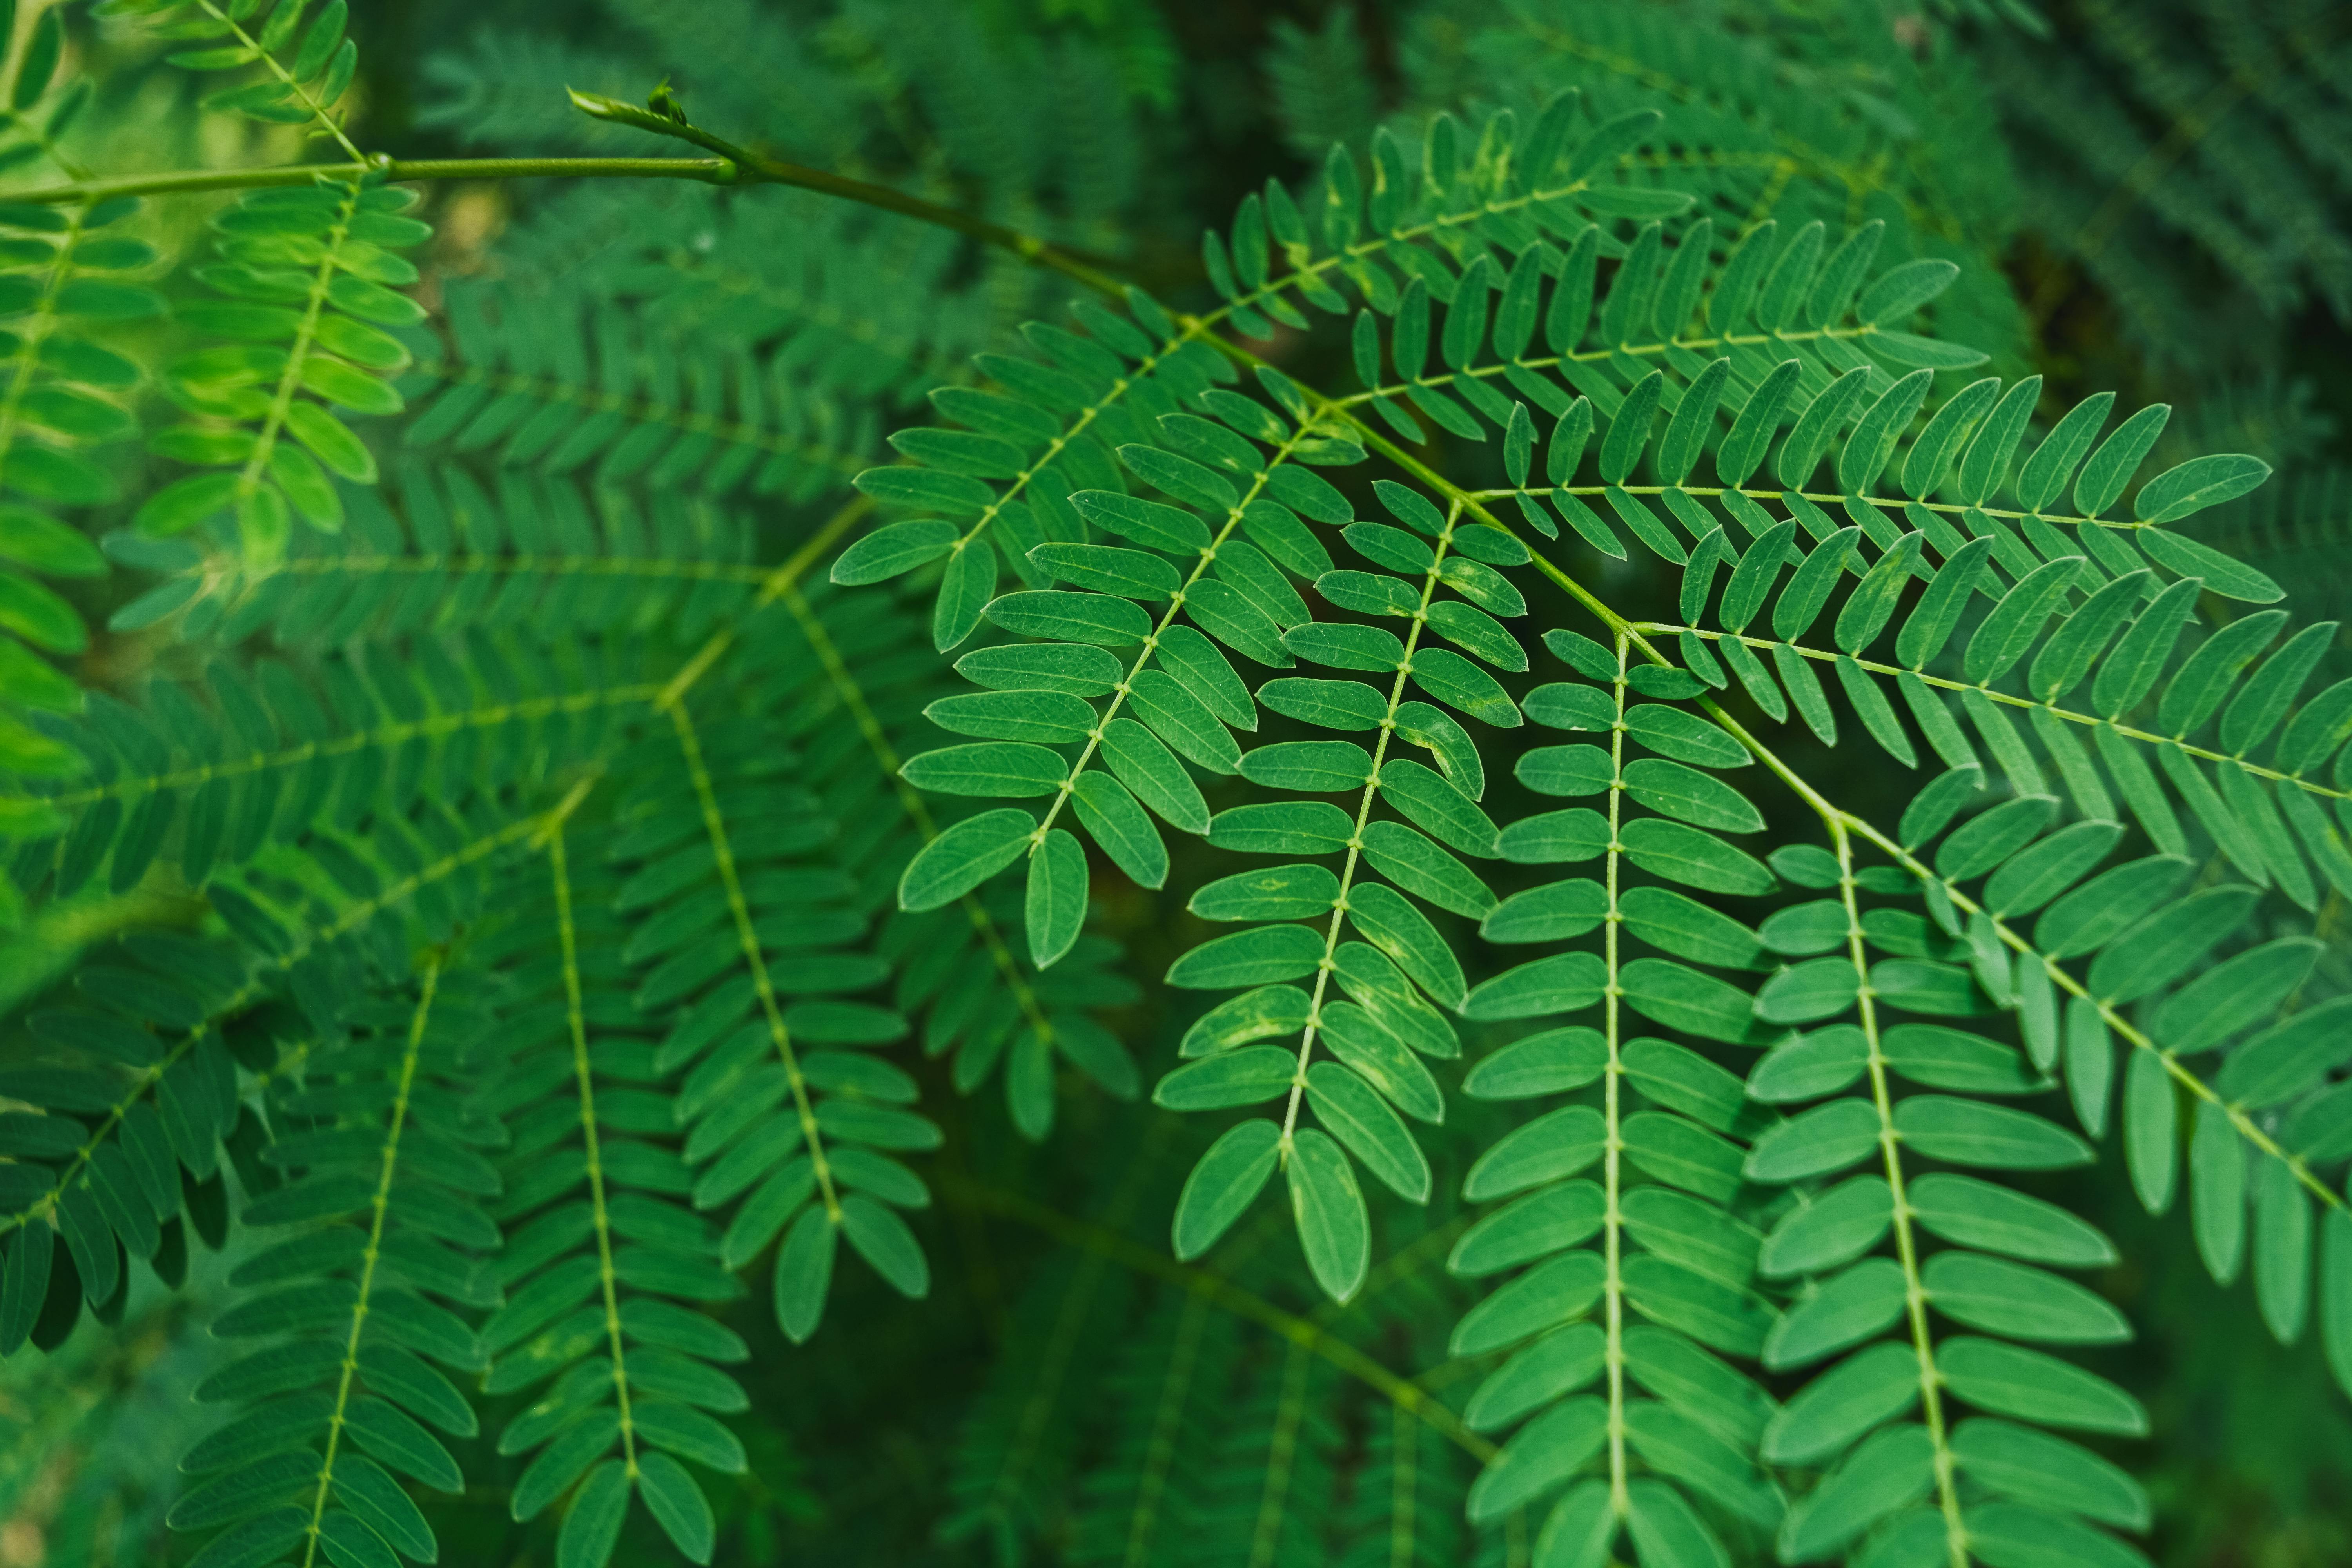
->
xmin=566 ymin=87 xmax=685 ymax=135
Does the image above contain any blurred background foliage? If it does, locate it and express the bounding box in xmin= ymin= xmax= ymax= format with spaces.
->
xmin=3 ymin=0 xmax=2349 ymax=1563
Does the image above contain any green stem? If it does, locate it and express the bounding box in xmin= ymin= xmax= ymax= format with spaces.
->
xmin=261 ymin=552 xmax=773 ymax=586
xmin=33 ymin=682 xmax=662 ymax=809
xmin=1024 ymin=426 xmax=1315 ymax=851
xmin=1474 ymin=480 xmax=2144 ymax=537
xmin=547 ymin=824 xmax=640 ymax=1477
xmin=1828 ymin=813 xmax=1967 ymax=1568
xmin=1342 ymin=321 xmax=1881 ymax=408
xmin=0 ymin=156 xmax=739 ymax=206
xmin=233 ymin=181 xmax=361 ymax=563
xmin=1601 ymin=633 xmax=1630 ymax=1521
xmin=665 ymin=701 xmax=841 ymax=1220
xmin=194 ymin=0 xmax=365 ymax=162
xmin=1836 ymin=806 xmax=2352 ymax=1222
xmin=299 ymin=957 xmax=439 ymax=1568
xmin=1638 ymin=623 xmax=2352 ymax=804
xmin=1274 ymin=499 xmax=1460 ymax=1158
xmin=586 ymin=90 xmax=1138 ymax=294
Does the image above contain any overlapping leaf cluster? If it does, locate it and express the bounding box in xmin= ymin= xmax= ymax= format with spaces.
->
xmin=4 ymin=3 xmax=2352 ymax=1565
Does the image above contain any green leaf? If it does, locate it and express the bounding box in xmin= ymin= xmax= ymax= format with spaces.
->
xmin=1778 ymin=1425 xmax=1935 ymax=1561
xmin=2085 ymin=886 xmax=2258 ymax=1003
xmin=1622 ymin=886 xmax=1762 ymax=968
xmin=1624 ymin=1475 xmax=1732 ymax=1568
xmin=1859 ymin=257 xmax=1960 ymax=324
xmin=1172 ymin=1120 xmax=1281 ymax=1259
xmin=1746 ymin=1098 xmax=1881 ymax=1184
xmin=1935 ymin=795 xmax=2056 ymax=882
xmin=1030 ymin=541 xmax=1180 ymax=599
xmin=1071 ymin=489 xmax=1211 ymax=553
xmin=1239 ymin=739 xmax=1372 ymax=793
xmin=1621 ymin=957 xmax=1771 ymax=1045
xmin=1449 ymin=1181 xmax=1605 ymax=1277
xmin=0 ymin=569 xmax=85 ymax=653
xmin=556 ymin=1460 xmax=631 ymax=1568
xmin=1287 ymin=1127 xmax=1368 ymax=1303
xmin=926 ymin=690 xmax=1096 ymax=744
xmin=1260 ymin=675 xmax=1387 ymax=730
xmin=1763 ymin=1341 xmax=1920 ymax=1466
xmin=1466 ymin=1105 xmax=1606 ymax=1201
xmin=956 ymin=641 xmax=1125 ymax=695
xmin=1908 ymin=1174 xmax=2114 ymax=1266
xmin=1763 ymin=1258 xmax=1906 ymax=1369
xmin=1518 ymin=742 xmax=1613 ymax=797
xmin=771 ymin=1206 xmax=837 ymax=1343
xmin=1410 ymin=647 xmax=1522 ymax=726
xmin=1964 ymin=558 xmax=2081 ymax=685
xmin=1152 ymin=1048 xmax=1296 ymax=1110
xmin=1070 ymin=772 xmax=1168 ymax=888
xmin=634 ymin=1452 xmax=716 ymax=1565
xmin=1883 ymin=1023 xmax=2040 ymax=1094
xmin=1985 ymin=821 xmax=2122 ymax=916
xmin=1952 ymin=1419 xmax=2149 ymax=1530
xmin=1320 ymin=1002 xmax=1443 ymax=1120
xmin=1620 ymin=818 xmax=1776 ymax=897
xmin=1485 ymin=878 xmax=1610 ymax=946
xmin=1155 ymin=624 xmax=1256 ymax=729
xmin=2017 ymin=392 xmax=2117 ymax=513
xmin=1747 ymin=1025 xmax=1869 ymax=1103
xmin=1464 ymin=951 xmax=1607 ymax=1021
xmin=1305 ymin=1062 xmax=1428 ymax=1202
xmin=1189 ymin=863 xmax=1339 ymax=921
xmin=1024 ymin=828 xmax=1087 ymax=968
xmin=1924 ymin=1250 xmax=2130 ymax=1343
xmin=1760 ymin=1176 xmax=1894 ymax=1279
xmin=2190 ymin=1099 xmax=2246 ymax=1286
xmin=985 ymin=589 xmax=1152 ymax=646
xmin=1936 ymin=1337 xmax=2147 ymax=1434
xmin=1180 ymin=986 xmax=1312 ymax=1057
xmin=2133 ymin=452 xmax=2270 ymax=524
xmin=1207 ymin=800 xmax=1350 ymax=855
xmin=902 ymin=742 xmax=1068 ymax=797
xmin=1102 ymin=718 xmax=1211 ymax=833
xmin=1129 ymin=668 xmax=1242 ymax=771
xmin=1166 ymin=924 xmax=1326 ymax=988
xmin=1465 ymin=1326 xmax=1606 ymax=1432
xmin=1346 ymin=881 xmax=1468 ymax=1008
xmin=1358 ymin=820 xmax=1495 ymax=916
xmin=1454 ymin=1251 xmax=1608 ymax=1359
xmin=2135 ymin=526 xmax=2283 ymax=603
xmin=2034 ymin=853 xmax=2193 ymax=958
xmin=1623 ymin=758 xmax=1763 ymax=833
xmin=1463 ymin=1027 xmax=1607 ymax=1100
xmin=281 ymin=401 xmax=374 ymax=482
xmin=1895 ymin=537 xmax=1995 ymax=670
xmin=1621 ymin=1114 xmax=1746 ymax=1206
xmin=13 ymin=10 xmax=60 ymax=110
xmin=2154 ymin=937 xmax=2319 ymax=1053
xmin=334 ymin=1457 xmax=435 ymax=1561
xmin=2216 ymin=995 xmax=2352 ymax=1108
xmin=1380 ymin=757 xmax=1499 ymax=855
xmin=1466 ymin=1400 xmax=1609 ymax=1525
xmin=1755 ymin=957 xmax=1862 ymax=1025
xmin=898 ymin=808 xmax=1036 ymax=912
xmin=1622 ymin=1187 xmax=1757 ymax=1287
xmin=1895 ymin=1098 xmax=2091 ymax=1169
